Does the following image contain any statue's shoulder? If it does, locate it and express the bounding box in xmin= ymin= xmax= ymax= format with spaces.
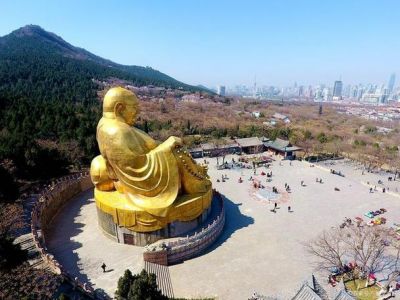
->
xmin=97 ymin=118 xmax=129 ymax=138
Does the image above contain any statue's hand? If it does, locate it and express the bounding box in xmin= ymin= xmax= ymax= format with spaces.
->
xmin=200 ymin=164 xmax=208 ymax=176
xmin=168 ymin=136 xmax=183 ymax=148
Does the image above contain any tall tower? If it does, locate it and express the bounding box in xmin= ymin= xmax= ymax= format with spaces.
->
xmin=388 ymin=73 xmax=396 ymax=94
xmin=253 ymin=75 xmax=257 ymax=98
xmin=333 ymin=80 xmax=343 ymax=99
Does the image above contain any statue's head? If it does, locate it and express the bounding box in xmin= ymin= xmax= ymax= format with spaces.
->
xmin=103 ymin=87 xmax=139 ymax=125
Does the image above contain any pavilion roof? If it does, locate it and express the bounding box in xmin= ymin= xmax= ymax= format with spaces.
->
xmin=264 ymin=138 xmax=291 ymax=151
xmin=291 ymin=282 xmax=321 ymax=300
xmin=235 ymin=137 xmax=264 ymax=147
xmin=201 ymin=143 xmax=216 ymax=150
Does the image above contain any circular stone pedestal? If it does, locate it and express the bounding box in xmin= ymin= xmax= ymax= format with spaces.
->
xmin=96 ymin=194 xmax=218 ymax=246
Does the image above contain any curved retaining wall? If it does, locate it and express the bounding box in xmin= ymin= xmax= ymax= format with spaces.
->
xmin=31 ymin=175 xmax=225 ymax=295
xmin=143 ymin=191 xmax=225 ymax=266
xmin=30 ymin=172 xmax=98 ymax=298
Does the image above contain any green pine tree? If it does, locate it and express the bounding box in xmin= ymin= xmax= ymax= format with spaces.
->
xmin=115 ymin=269 xmax=134 ymax=300
xmin=115 ymin=269 xmax=167 ymax=300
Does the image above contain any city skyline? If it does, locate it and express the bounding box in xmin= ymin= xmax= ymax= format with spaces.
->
xmin=220 ymin=72 xmax=398 ymax=89
xmin=1 ymin=1 xmax=400 ymax=87
xmin=223 ymin=75 xmax=399 ymax=104
xmin=222 ymin=74 xmax=397 ymax=93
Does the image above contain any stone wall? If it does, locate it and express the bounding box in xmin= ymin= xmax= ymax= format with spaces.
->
xmin=30 ymin=172 xmax=97 ymax=298
xmin=143 ymin=191 xmax=225 ymax=266
xmin=143 ymin=250 xmax=168 ymax=266
xmin=39 ymin=176 xmax=93 ymax=233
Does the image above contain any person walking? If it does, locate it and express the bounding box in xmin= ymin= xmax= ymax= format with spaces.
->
xmin=101 ymin=262 xmax=106 ymax=273
xmin=288 ymin=206 xmax=291 ymax=212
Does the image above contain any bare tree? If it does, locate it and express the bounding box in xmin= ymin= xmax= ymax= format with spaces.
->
xmin=392 ymin=239 xmax=400 ymax=269
xmin=304 ymin=227 xmax=346 ymax=272
xmin=343 ymin=226 xmax=388 ymax=287
xmin=305 ymin=225 xmax=393 ymax=289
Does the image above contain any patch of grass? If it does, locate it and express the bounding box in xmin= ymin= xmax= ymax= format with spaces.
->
xmin=345 ymin=279 xmax=380 ymax=300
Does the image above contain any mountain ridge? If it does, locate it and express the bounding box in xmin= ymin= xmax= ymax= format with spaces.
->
xmin=0 ymin=24 xmax=203 ymax=96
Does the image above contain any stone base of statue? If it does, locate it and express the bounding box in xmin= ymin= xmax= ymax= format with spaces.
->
xmin=95 ymin=186 xmax=213 ymax=246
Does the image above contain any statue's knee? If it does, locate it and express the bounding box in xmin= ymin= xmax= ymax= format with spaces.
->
xmin=90 ymin=155 xmax=114 ymax=191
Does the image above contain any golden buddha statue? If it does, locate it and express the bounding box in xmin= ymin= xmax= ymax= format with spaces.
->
xmin=90 ymin=87 xmax=212 ymax=233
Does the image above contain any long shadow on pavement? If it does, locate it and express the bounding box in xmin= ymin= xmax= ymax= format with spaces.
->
xmin=46 ymin=189 xmax=108 ymax=296
xmin=200 ymin=194 xmax=254 ymax=256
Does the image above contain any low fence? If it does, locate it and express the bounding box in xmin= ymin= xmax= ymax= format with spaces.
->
xmin=143 ymin=191 xmax=225 ymax=265
xmin=30 ymin=172 xmax=99 ymax=298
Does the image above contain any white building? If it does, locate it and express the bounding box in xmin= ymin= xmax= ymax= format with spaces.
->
xmin=217 ymin=85 xmax=226 ymax=96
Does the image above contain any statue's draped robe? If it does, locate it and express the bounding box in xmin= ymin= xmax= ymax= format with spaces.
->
xmin=97 ymin=118 xmax=180 ymax=217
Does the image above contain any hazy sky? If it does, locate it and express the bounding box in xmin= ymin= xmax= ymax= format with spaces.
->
xmin=1 ymin=0 xmax=399 ymax=88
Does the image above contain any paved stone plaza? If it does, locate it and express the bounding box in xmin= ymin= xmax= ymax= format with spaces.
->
xmin=47 ymin=155 xmax=400 ymax=299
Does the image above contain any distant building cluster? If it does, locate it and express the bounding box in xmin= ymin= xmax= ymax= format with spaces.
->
xmin=337 ymin=105 xmax=400 ymax=122
xmin=224 ymin=73 xmax=399 ymax=105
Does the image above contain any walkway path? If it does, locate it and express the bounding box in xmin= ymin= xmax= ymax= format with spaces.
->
xmin=46 ymin=189 xmax=144 ymax=297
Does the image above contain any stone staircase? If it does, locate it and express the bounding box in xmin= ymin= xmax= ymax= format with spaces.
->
xmin=144 ymin=261 xmax=174 ymax=298
xmin=14 ymin=233 xmax=50 ymax=271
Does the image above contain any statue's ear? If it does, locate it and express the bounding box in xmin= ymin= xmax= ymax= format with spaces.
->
xmin=114 ymin=102 xmax=124 ymax=117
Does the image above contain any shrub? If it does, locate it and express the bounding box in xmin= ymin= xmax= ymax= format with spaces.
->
xmin=115 ymin=269 xmax=167 ymax=300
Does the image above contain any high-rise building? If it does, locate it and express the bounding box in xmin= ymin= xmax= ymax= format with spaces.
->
xmin=253 ymin=76 xmax=257 ymax=98
xmin=350 ymin=85 xmax=358 ymax=98
xmin=298 ymin=85 xmax=304 ymax=97
xmin=388 ymin=73 xmax=396 ymax=94
xmin=356 ymin=86 xmax=364 ymax=100
xmin=306 ymin=85 xmax=313 ymax=98
xmin=343 ymin=84 xmax=351 ymax=97
xmin=314 ymin=85 xmax=323 ymax=101
xmin=333 ymin=80 xmax=343 ymax=99
xmin=217 ymin=85 xmax=226 ymax=96
xmin=323 ymin=87 xmax=330 ymax=101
